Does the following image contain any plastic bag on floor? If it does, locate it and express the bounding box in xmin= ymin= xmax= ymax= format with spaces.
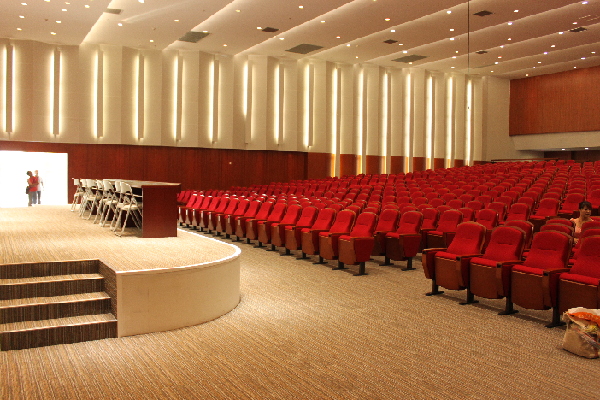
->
xmin=562 ymin=307 xmax=600 ymax=359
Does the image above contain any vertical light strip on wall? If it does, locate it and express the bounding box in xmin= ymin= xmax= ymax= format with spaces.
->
xmin=465 ymin=78 xmax=473 ymax=166
xmin=52 ymin=48 xmax=61 ymax=136
xmin=137 ymin=53 xmax=144 ymax=139
xmin=307 ymin=63 xmax=315 ymax=147
xmin=446 ymin=76 xmax=454 ymax=168
xmin=356 ymin=67 xmax=364 ymax=174
xmin=404 ymin=72 xmax=412 ymax=172
xmin=425 ymin=74 xmax=433 ymax=169
xmin=381 ymin=71 xmax=389 ymax=174
xmin=5 ymin=44 xmax=14 ymax=134
xmin=96 ymin=50 xmax=103 ymax=138
xmin=244 ymin=60 xmax=252 ymax=144
xmin=277 ymin=62 xmax=285 ymax=145
xmin=175 ymin=54 xmax=183 ymax=141
xmin=331 ymin=66 xmax=339 ymax=177
xmin=211 ymin=56 xmax=220 ymax=143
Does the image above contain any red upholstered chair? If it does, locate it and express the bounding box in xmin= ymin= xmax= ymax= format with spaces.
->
xmin=385 ymin=211 xmax=424 ymax=269
xmin=570 ymin=228 xmax=600 ymax=264
xmin=199 ymin=196 xmax=223 ymax=231
xmin=370 ymin=208 xmax=400 ymax=258
xmin=267 ymin=204 xmax=303 ymax=250
xmin=466 ymin=200 xmax=484 ymax=212
xmin=179 ymin=193 xmax=199 ymax=226
xmin=458 ymin=207 xmax=474 ymax=222
xmin=487 ymin=202 xmax=507 ymax=222
xmin=466 ymin=226 xmax=526 ymax=305
xmin=546 ymin=218 xmax=574 ymax=227
xmin=337 ymin=212 xmax=380 ymax=275
xmin=221 ymin=199 xmax=250 ymax=238
xmin=189 ymin=195 xmax=212 ymax=229
xmin=558 ymin=236 xmax=600 ymax=315
xmin=317 ymin=210 xmax=357 ymax=264
xmin=539 ymin=223 xmax=574 ymax=237
xmin=236 ymin=201 xmax=273 ymax=242
xmin=507 ymin=231 xmax=572 ymax=326
xmin=429 ymin=198 xmax=445 ymax=208
xmin=529 ymin=198 xmax=560 ymax=232
xmin=475 ymin=195 xmax=492 ymax=207
xmin=587 ymin=189 xmax=600 ymax=213
xmin=448 ymin=199 xmax=464 ymax=210
xmin=283 ymin=206 xmax=320 ymax=254
xmin=300 ymin=208 xmax=337 ymax=258
xmin=502 ymin=202 xmax=531 ymax=225
xmin=421 ymin=222 xmax=487 ymax=297
xmin=211 ymin=197 xmax=239 ymax=235
xmin=228 ymin=200 xmax=260 ymax=239
xmin=559 ymin=193 xmax=586 ymax=218
xmin=426 ymin=209 xmax=463 ymax=249
xmin=413 ymin=197 xmax=428 ymax=206
xmin=255 ymin=202 xmax=292 ymax=248
xmin=207 ymin=197 xmax=236 ymax=233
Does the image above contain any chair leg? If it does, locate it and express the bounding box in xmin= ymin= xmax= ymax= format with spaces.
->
xmin=404 ymin=257 xmax=415 ymax=270
xmin=271 ymin=244 xmax=276 ymax=251
xmin=332 ymin=261 xmax=346 ymax=270
xmin=298 ymin=252 xmax=307 ymax=259
xmin=354 ymin=262 xmax=367 ymax=276
xmin=382 ymin=256 xmax=392 ymax=266
xmin=313 ymin=256 xmax=325 ymax=264
xmin=425 ymin=279 xmax=444 ymax=296
xmin=498 ymin=295 xmax=518 ymax=315
xmin=545 ymin=307 xmax=565 ymax=328
xmin=459 ymin=289 xmax=479 ymax=305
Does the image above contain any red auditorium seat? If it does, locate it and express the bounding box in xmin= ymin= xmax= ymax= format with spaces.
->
xmin=300 ymin=208 xmax=337 ymax=259
xmin=558 ymin=236 xmax=600 ymax=317
xmin=337 ymin=212 xmax=380 ymax=275
xmin=198 ymin=196 xmax=224 ymax=231
xmin=466 ymin=226 xmax=526 ymax=305
xmin=421 ymin=222 xmax=486 ymax=297
xmin=283 ymin=206 xmax=321 ymax=255
xmin=385 ymin=211 xmax=424 ymax=270
xmin=179 ymin=193 xmax=199 ymax=226
xmin=529 ymin=198 xmax=560 ymax=231
xmin=263 ymin=204 xmax=303 ymax=251
xmin=426 ymin=209 xmax=463 ymax=249
xmin=252 ymin=202 xmax=289 ymax=247
xmin=221 ymin=199 xmax=250 ymax=238
xmin=506 ymin=231 xmax=572 ymax=326
xmin=206 ymin=196 xmax=234 ymax=233
xmin=317 ymin=210 xmax=357 ymax=264
xmin=210 ymin=197 xmax=239 ymax=235
xmin=233 ymin=200 xmax=270 ymax=241
xmin=487 ymin=202 xmax=507 ymax=221
xmin=370 ymin=208 xmax=400 ymax=259
xmin=558 ymin=193 xmax=585 ymax=218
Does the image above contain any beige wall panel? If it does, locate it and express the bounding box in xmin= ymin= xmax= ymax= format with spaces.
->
xmin=140 ymin=50 xmax=163 ymax=146
xmin=364 ymin=64 xmax=380 ymax=157
xmin=99 ymin=45 xmax=122 ymax=145
xmin=216 ymin=55 xmax=234 ymax=149
xmin=411 ymin=68 xmax=426 ymax=158
xmin=120 ymin=47 xmax=137 ymax=145
xmin=13 ymin=41 xmax=43 ymax=142
xmin=58 ymin=45 xmax=82 ymax=144
xmin=0 ymin=42 xmax=7 ymax=139
xmin=196 ymin=51 xmax=214 ymax=148
xmin=231 ymin=55 xmax=246 ymax=150
xmin=472 ymin=77 xmax=483 ymax=162
xmin=76 ymin=44 xmax=97 ymax=144
xmin=339 ymin=64 xmax=354 ymax=155
xmin=453 ymin=73 xmax=466 ymax=162
xmin=281 ymin=60 xmax=298 ymax=152
xmin=180 ymin=51 xmax=200 ymax=148
xmin=248 ymin=55 xmax=267 ymax=150
xmin=309 ymin=59 xmax=328 ymax=154
xmin=265 ymin=56 xmax=277 ymax=151
xmin=389 ymin=69 xmax=404 ymax=158
xmin=160 ymin=50 xmax=177 ymax=147
xmin=433 ymin=72 xmax=446 ymax=160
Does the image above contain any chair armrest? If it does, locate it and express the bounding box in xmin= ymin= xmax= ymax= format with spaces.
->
xmin=456 ymin=254 xmax=483 ymax=261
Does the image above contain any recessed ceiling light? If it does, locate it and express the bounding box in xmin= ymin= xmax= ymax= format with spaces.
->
xmin=398 ymin=43 xmax=403 ymax=46
xmin=498 ymin=56 xmax=502 ymax=58
xmin=356 ymin=56 xmax=359 ymax=59
xmin=514 ymin=9 xmax=519 ymax=12
xmin=559 ymin=31 xmax=564 ymax=34
xmin=21 ymin=2 xmax=27 ymax=5
xmin=544 ymin=52 xmax=548 ymax=54
xmin=19 ymin=15 xmax=24 ymax=18
xmin=236 ymin=9 xmax=240 ymax=12
xmin=346 ymin=44 xmax=350 ymax=47
xmin=450 ymin=28 xmax=454 ymax=31
xmin=495 ymin=62 xmax=499 ymax=64
xmin=491 ymin=71 xmax=494 ymax=73
xmin=17 ymin=28 xmax=22 ymax=31
xmin=279 ymin=38 xmax=284 ymax=40
xmin=500 ymin=45 xmax=504 ymax=48
xmin=202 ymin=30 xmax=208 ymax=33
xmin=174 ymin=20 xmax=179 ymax=22
xmin=451 ymin=66 xmax=455 ymax=68
xmin=385 ymin=18 xmax=390 ymax=21
xmin=299 ymin=5 xmax=303 ymax=8
xmin=508 ymin=22 xmax=513 ymax=25
xmin=551 ymin=45 xmax=556 ymax=47
xmin=450 ymin=38 xmax=455 ymax=41
xmin=138 ymin=0 xmax=144 ymax=3
xmin=538 ymin=61 xmax=542 ymax=63
xmin=149 ymin=40 xmax=154 ymax=42
xmin=51 ymin=32 xmax=56 ymax=35
xmin=508 ymin=38 xmax=512 ymax=40
xmin=257 ymin=27 xmax=262 ymax=30
xmin=452 ymin=56 xmax=456 ymax=59
xmin=62 ymin=8 xmax=66 ymax=11
xmin=582 ymin=1 xmax=589 ymax=4
xmin=85 ymin=4 xmax=89 ymax=8
xmin=321 ymin=21 xmax=325 ymax=23
xmin=391 ymin=29 xmax=395 ymax=32
xmin=574 ymin=67 xmax=577 ymax=69
xmin=403 ymin=50 xmax=408 ymax=53
xmin=118 ymin=23 xmax=122 ymax=26
xmin=573 ymin=22 xmax=578 ymax=24
xmin=592 ymin=51 xmax=596 ymax=54
xmin=526 ymin=74 xmax=529 ymax=76
xmin=223 ymin=44 xmax=227 ymax=47
xmin=56 ymin=21 xmax=61 ymax=23
xmin=336 ymin=36 xmax=341 ymax=38
xmin=581 ymin=57 xmax=586 ymax=59
xmin=585 ymin=147 xmax=589 ymax=150
xmin=455 ymin=51 xmax=459 ymax=53
xmin=562 ymin=149 xmax=566 ymax=151
xmin=447 ymin=10 xmax=452 ymax=14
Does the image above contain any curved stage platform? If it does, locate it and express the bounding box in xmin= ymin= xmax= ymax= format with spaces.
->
xmin=0 ymin=206 xmax=241 ymax=342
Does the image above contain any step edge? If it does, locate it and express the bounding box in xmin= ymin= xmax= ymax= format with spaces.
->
xmin=0 ymin=294 xmax=111 ymax=309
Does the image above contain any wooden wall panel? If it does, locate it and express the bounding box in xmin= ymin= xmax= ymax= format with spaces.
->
xmin=453 ymin=159 xmax=464 ymax=168
xmin=365 ymin=155 xmax=380 ymax=175
xmin=412 ymin=157 xmax=425 ymax=172
xmin=390 ymin=156 xmax=404 ymax=174
xmin=339 ymin=154 xmax=356 ymax=177
xmin=433 ymin=158 xmax=445 ymax=170
xmin=307 ymin=152 xmax=331 ymax=180
xmin=0 ymin=141 xmax=308 ymax=198
xmin=510 ymin=65 xmax=600 ymax=136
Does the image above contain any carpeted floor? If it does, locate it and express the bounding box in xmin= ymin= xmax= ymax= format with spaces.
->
xmin=1 ymin=206 xmax=599 ymax=399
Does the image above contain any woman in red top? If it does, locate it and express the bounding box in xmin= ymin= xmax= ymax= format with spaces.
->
xmin=26 ymin=171 xmax=39 ymax=206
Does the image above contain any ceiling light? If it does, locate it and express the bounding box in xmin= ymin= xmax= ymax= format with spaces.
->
xmin=495 ymin=62 xmax=499 ymax=64
xmin=391 ymin=29 xmax=395 ymax=32
xmin=56 ymin=21 xmax=61 ymax=23
xmin=447 ymin=10 xmax=452 ymax=14
xmin=236 ymin=9 xmax=240 ymax=12
xmin=582 ymin=1 xmax=588 ymax=3
xmin=508 ymin=22 xmax=513 ymax=25
xmin=450 ymin=38 xmax=455 ymax=41
xmin=51 ymin=32 xmax=56 ymax=35
xmin=299 ymin=5 xmax=303 ymax=8
xmin=500 ymin=45 xmax=504 ymax=48
xmin=544 ymin=52 xmax=548 ymax=54
xmin=85 ymin=4 xmax=89 ymax=8
xmin=581 ymin=57 xmax=586 ymax=59
xmin=19 ymin=15 xmax=24 ymax=18
xmin=452 ymin=56 xmax=456 ymax=59
xmin=174 ymin=20 xmax=179 ymax=22
xmin=356 ymin=56 xmax=359 ymax=59
xmin=17 ymin=28 xmax=22 ymax=31
xmin=559 ymin=31 xmax=564 ymax=34
xmin=321 ymin=21 xmax=325 ymax=23
xmin=455 ymin=51 xmax=459 ymax=53
xmin=514 ymin=9 xmax=519 ymax=12
xmin=403 ymin=50 xmax=408 ymax=53
xmin=451 ymin=67 xmax=455 ymax=68
xmin=336 ymin=36 xmax=341 ymax=38
xmin=450 ymin=28 xmax=454 ymax=32
xmin=574 ymin=67 xmax=577 ymax=69
xmin=138 ymin=0 xmax=144 ymax=3
xmin=223 ymin=44 xmax=227 ymax=47
xmin=398 ymin=43 xmax=404 ymax=46
xmin=257 ymin=27 xmax=262 ymax=30
xmin=279 ymin=38 xmax=284 ymax=40
xmin=551 ymin=45 xmax=556 ymax=47
xmin=538 ymin=61 xmax=542 ymax=63
xmin=508 ymin=38 xmax=512 ymax=40
xmin=346 ymin=44 xmax=350 ymax=47
xmin=202 ymin=30 xmax=208 ymax=33
xmin=498 ymin=56 xmax=502 ymax=58
xmin=573 ymin=22 xmax=578 ymax=24
xmin=385 ymin=18 xmax=390 ymax=21
xmin=592 ymin=51 xmax=596 ymax=54
xmin=21 ymin=2 xmax=27 ymax=5
xmin=62 ymin=8 xmax=66 ymax=11
xmin=491 ymin=71 xmax=494 ymax=73
xmin=526 ymin=74 xmax=529 ymax=76
xmin=562 ymin=149 xmax=566 ymax=151
xmin=118 ymin=23 xmax=122 ymax=26
xmin=45 ymin=0 xmax=49 ymax=2
xmin=149 ymin=40 xmax=154 ymax=42
xmin=585 ymin=148 xmax=589 ymax=150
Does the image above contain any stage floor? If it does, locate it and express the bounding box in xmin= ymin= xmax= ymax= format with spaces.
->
xmin=0 ymin=205 xmax=238 ymax=271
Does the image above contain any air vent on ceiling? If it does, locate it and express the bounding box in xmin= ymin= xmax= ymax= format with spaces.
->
xmin=474 ymin=63 xmax=496 ymax=69
xmin=262 ymin=27 xmax=279 ymax=33
xmin=569 ymin=26 xmax=587 ymax=33
xmin=178 ymin=31 xmax=210 ymax=43
xmin=392 ymin=55 xmax=428 ymax=63
xmin=384 ymin=39 xmax=398 ymax=44
xmin=473 ymin=10 xmax=493 ymax=17
xmin=105 ymin=8 xmax=122 ymax=15
xmin=286 ymin=44 xmax=323 ymax=55
xmin=476 ymin=50 xmax=488 ymax=54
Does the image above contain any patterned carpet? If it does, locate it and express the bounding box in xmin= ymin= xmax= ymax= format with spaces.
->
xmin=1 ymin=206 xmax=598 ymax=399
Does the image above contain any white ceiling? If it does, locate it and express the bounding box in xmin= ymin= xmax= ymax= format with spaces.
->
xmin=2 ymin=0 xmax=600 ymax=79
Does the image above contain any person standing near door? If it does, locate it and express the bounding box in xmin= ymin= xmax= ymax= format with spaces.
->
xmin=26 ymin=171 xmax=39 ymax=206
xmin=35 ymin=170 xmax=44 ymax=204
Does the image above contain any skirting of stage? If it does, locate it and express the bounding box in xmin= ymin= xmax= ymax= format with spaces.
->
xmin=0 ymin=206 xmax=241 ymax=340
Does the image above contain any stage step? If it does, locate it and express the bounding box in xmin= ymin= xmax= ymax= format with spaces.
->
xmin=0 ymin=292 xmax=112 ymax=324
xmin=0 ymin=314 xmax=117 ymax=351
xmin=0 ymin=273 xmax=104 ymax=300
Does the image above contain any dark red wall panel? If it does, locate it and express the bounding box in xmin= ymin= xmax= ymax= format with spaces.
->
xmin=390 ymin=156 xmax=404 ymax=174
xmin=339 ymin=154 xmax=356 ymax=177
xmin=365 ymin=155 xmax=380 ymax=175
xmin=412 ymin=157 xmax=425 ymax=172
